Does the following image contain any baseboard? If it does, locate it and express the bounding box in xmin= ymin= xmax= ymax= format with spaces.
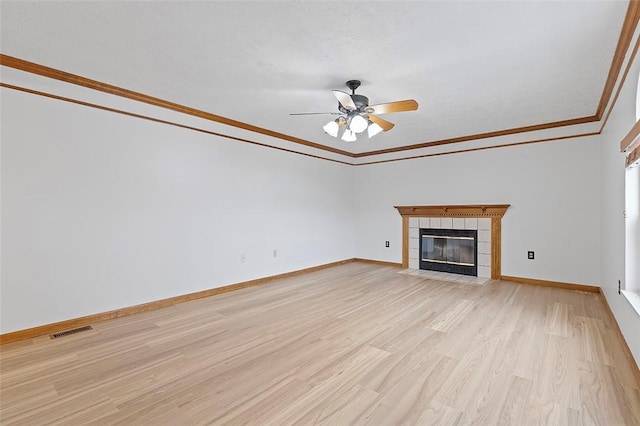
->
xmin=353 ymin=258 xmax=403 ymax=268
xmin=500 ymin=275 xmax=600 ymax=293
xmin=598 ymin=288 xmax=640 ymax=387
xmin=0 ymin=258 xmax=357 ymax=345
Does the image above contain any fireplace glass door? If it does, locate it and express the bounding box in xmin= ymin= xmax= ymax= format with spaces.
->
xmin=419 ymin=228 xmax=478 ymax=276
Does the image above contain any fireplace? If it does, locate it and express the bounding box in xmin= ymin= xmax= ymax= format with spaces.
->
xmin=395 ymin=205 xmax=509 ymax=279
xmin=419 ymin=228 xmax=478 ymax=276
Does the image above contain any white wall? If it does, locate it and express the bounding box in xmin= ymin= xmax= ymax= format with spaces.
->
xmin=0 ymin=88 xmax=355 ymax=333
xmin=599 ymin=50 xmax=640 ymax=365
xmin=353 ymin=135 xmax=602 ymax=286
xmin=626 ymin=166 xmax=639 ymax=292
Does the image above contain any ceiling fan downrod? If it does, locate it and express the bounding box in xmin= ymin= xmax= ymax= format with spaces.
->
xmin=346 ymin=79 xmax=361 ymax=95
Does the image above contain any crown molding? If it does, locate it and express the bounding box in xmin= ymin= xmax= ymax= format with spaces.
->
xmin=0 ymin=54 xmax=355 ymax=159
xmin=596 ymin=0 xmax=640 ymax=120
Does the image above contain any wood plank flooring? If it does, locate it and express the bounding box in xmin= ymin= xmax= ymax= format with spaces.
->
xmin=1 ymin=263 xmax=639 ymax=424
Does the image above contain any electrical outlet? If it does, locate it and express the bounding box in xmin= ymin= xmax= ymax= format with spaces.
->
xmin=527 ymin=251 xmax=534 ymax=260
xmin=240 ymin=254 xmax=246 ymax=263
xmin=273 ymin=249 xmax=277 ymax=258
xmin=385 ymin=241 xmax=390 ymax=248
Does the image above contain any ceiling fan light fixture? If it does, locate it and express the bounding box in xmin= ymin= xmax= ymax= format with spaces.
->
xmin=349 ymin=114 xmax=369 ymax=133
xmin=323 ymin=119 xmax=340 ymax=137
xmin=341 ymin=128 xmax=357 ymax=142
xmin=367 ymin=121 xmax=384 ymax=138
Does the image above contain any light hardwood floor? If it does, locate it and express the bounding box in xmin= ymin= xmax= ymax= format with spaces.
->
xmin=1 ymin=263 xmax=639 ymax=425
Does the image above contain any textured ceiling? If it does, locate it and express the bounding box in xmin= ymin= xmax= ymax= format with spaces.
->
xmin=0 ymin=1 xmax=629 ymax=155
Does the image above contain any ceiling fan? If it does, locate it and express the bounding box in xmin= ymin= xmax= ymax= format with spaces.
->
xmin=290 ymin=80 xmax=419 ymax=141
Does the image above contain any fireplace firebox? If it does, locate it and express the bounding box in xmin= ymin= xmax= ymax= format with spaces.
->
xmin=419 ymin=228 xmax=478 ymax=276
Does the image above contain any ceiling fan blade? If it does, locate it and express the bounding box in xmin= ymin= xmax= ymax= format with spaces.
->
xmin=369 ymin=114 xmax=395 ymax=131
xmin=332 ymin=90 xmax=357 ymax=110
xmin=365 ymin=99 xmax=418 ymax=114
xmin=289 ymin=112 xmax=341 ymax=116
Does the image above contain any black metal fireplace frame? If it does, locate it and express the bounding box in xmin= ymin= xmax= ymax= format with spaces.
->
xmin=419 ymin=228 xmax=478 ymax=276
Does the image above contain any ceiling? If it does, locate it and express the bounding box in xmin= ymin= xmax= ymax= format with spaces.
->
xmin=0 ymin=1 xmax=631 ymax=157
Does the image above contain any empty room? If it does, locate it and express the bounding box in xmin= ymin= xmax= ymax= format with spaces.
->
xmin=1 ymin=1 xmax=640 ymax=424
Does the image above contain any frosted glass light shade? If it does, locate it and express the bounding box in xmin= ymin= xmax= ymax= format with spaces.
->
xmin=350 ymin=115 xmax=368 ymax=133
xmin=341 ymin=128 xmax=357 ymax=142
xmin=367 ymin=122 xmax=384 ymax=138
xmin=322 ymin=120 xmax=340 ymax=137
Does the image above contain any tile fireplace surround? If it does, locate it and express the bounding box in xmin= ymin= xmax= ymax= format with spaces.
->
xmin=395 ymin=205 xmax=510 ymax=280
xmin=410 ymin=217 xmax=491 ymax=277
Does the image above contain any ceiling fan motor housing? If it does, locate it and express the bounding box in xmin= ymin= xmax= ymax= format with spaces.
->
xmin=338 ymin=94 xmax=369 ymax=114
